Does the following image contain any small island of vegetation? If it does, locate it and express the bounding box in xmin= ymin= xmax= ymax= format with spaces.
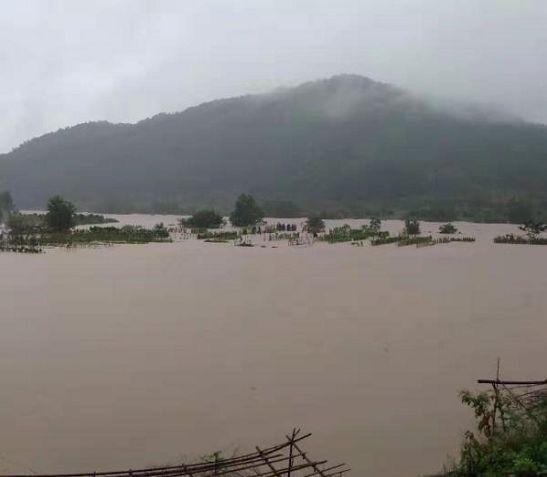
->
xmin=1 ymin=194 xmax=170 ymax=252
xmin=494 ymin=221 xmax=547 ymax=245
xmin=439 ymin=223 xmax=458 ymax=234
xmin=230 ymin=194 xmax=264 ymax=227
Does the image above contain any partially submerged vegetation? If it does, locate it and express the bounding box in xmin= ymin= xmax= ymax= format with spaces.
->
xmin=319 ymin=218 xmax=385 ymax=243
xmin=73 ymin=213 xmax=118 ymax=226
xmin=440 ymin=223 xmax=458 ymax=234
xmin=321 ymin=225 xmax=381 ymax=244
xmin=445 ymin=380 xmax=547 ymax=477
xmin=180 ymin=209 xmax=224 ymax=229
xmin=197 ymin=230 xmax=239 ymax=242
xmin=6 ymin=224 xmax=171 ymax=249
xmin=307 ymin=217 xmax=478 ymax=248
xmin=404 ymin=217 xmax=421 ymax=235
xmin=494 ymin=235 xmax=547 ymax=245
xmin=1 ymin=195 xmax=169 ymax=252
xmin=39 ymin=225 xmax=171 ymax=246
xmin=230 ymin=194 xmax=264 ymax=227
xmin=494 ymin=221 xmax=547 ymax=245
xmin=3 ymin=191 xmax=546 ymax=253
xmin=7 ymin=211 xmax=117 ymax=233
xmin=305 ymin=216 xmax=326 ymax=235
xmin=370 ymin=235 xmax=476 ymax=247
xmin=370 ymin=235 xmax=401 ymax=246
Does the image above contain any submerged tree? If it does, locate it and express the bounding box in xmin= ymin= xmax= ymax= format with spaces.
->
xmin=404 ymin=217 xmax=420 ymax=235
xmin=45 ymin=195 xmax=76 ymax=232
xmin=6 ymin=213 xmax=33 ymax=236
xmin=306 ymin=216 xmax=325 ymax=235
xmin=367 ymin=217 xmax=382 ymax=234
xmin=230 ymin=194 xmax=264 ymax=227
xmin=439 ymin=222 xmax=458 ymax=234
xmin=183 ymin=209 xmax=224 ymax=229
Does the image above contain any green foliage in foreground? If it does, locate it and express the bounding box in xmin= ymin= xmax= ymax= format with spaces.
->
xmin=446 ymin=388 xmax=547 ymax=477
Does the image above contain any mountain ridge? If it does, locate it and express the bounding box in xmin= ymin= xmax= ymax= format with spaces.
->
xmin=2 ymin=74 xmax=546 ymax=220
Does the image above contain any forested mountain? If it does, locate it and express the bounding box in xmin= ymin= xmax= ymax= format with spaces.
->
xmin=2 ymin=74 xmax=547 ymax=220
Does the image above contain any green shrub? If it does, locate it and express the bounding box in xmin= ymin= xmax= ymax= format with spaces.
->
xmin=182 ymin=209 xmax=224 ymax=229
xmin=306 ymin=216 xmax=325 ymax=235
xmin=197 ymin=231 xmax=239 ymax=241
xmin=404 ymin=217 xmax=421 ymax=235
xmin=439 ymin=223 xmax=458 ymax=234
xmin=230 ymin=194 xmax=264 ymax=227
xmin=45 ymin=195 xmax=76 ymax=232
xmin=448 ymin=388 xmax=547 ymax=477
xmin=321 ymin=225 xmax=380 ymax=243
xmin=494 ymin=234 xmax=547 ymax=245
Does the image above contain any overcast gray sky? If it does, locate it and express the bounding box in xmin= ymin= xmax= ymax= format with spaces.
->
xmin=1 ymin=0 xmax=546 ymax=152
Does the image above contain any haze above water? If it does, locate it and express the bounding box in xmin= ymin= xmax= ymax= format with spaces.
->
xmin=0 ymin=216 xmax=546 ymax=477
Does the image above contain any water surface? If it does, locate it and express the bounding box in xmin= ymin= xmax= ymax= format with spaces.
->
xmin=0 ymin=217 xmax=546 ymax=477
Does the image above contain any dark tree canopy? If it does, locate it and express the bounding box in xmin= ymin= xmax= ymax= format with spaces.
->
xmin=45 ymin=195 xmax=76 ymax=232
xmin=230 ymin=194 xmax=264 ymax=227
xmin=404 ymin=217 xmax=421 ymax=235
xmin=439 ymin=223 xmax=458 ymax=234
xmin=183 ymin=209 xmax=224 ymax=229
xmin=367 ymin=217 xmax=381 ymax=234
xmin=306 ymin=216 xmax=325 ymax=235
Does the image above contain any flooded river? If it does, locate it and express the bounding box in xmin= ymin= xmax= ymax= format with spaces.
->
xmin=0 ymin=216 xmax=546 ymax=476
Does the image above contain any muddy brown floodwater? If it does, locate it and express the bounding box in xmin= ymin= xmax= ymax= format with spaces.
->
xmin=0 ymin=216 xmax=546 ymax=477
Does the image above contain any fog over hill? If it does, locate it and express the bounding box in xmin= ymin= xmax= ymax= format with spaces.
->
xmin=1 ymin=75 xmax=547 ymax=220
